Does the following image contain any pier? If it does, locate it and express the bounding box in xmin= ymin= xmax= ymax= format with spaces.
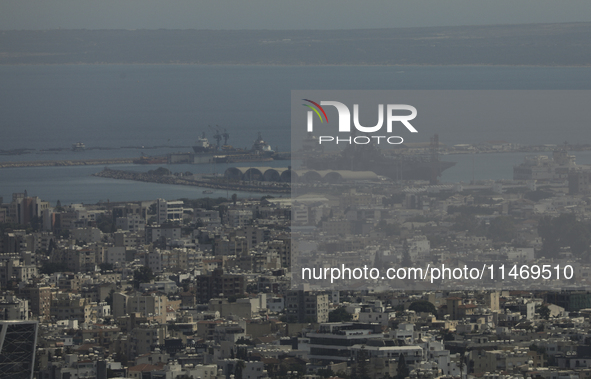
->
xmin=93 ymin=168 xmax=291 ymax=194
xmin=0 ymin=157 xmax=134 ymax=169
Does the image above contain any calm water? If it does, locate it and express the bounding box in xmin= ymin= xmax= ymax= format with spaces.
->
xmin=2 ymin=65 xmax=591 ymax=203
xmin=0 ymin=160 xmax=291 ymax=205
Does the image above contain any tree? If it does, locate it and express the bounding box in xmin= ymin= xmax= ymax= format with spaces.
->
xmin=99 ymin=262 xmax=114 ymax=272
xmin=458 ymin=346 xmax=468 ymax=379
xmin=524 ymin=190 xmax=554 ymax=202
xmin=40 ymin=262 xmax=68 ymax=275
xmin=235 ymin=360 xmax=245 ymax=379
xmin=55 ymin=200 xmax=65 ymax=212
xmin=399 ymin=239 xmax=413 ymax=267
xmin=538 ymin=213 xmax=591 ymax=258
xmin=538 ymin=305 xmax=551 ymax=320
xmin=396 ymin=353 xmax=409 ymax=379
xmin=376 ymin=220 xmax=401 ymax=236
xmin=408 ymin=301 xmax=437 ymax=315
xmin=329 ymin=307 xmax=353 ymax=322
xmin=232 ymin=193 xmax=238 ymax=205
xmin=113 ymin=352 xmax=128 ymax=366
xmin=356 ymin=346 xmax=370 ymax=379
xmin=451 ymin=214 xmax=484 ymax=236
xmin=487 ymin=216 xmax=516 ymax=243
xmin=442 ymin=329 xmax=454 ymax=341
xmin=47 ymin=239 xmax=57 ymax=256
xmin=133 ymin=266 xmax=155 ymax=289
xmin=236 ymin=346 xmax=249 ymax=360
xmin=59 ymin=229 xmax=70 ymax=239
xmin=401 ymin=248 xmax=413 ymax=267
xmin=105 ymin=289 xmax=115 ymax=306
xmin=96 ymin=213 xmax=115 ymax=233
xmin=150 ymin=167 xmax=171 ymax=176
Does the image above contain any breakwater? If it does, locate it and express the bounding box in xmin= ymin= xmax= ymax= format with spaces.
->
xmin=0 ymin=158 xmax=134 ymax=169
xmin=93 ymin=168 xmax=290 ymax=194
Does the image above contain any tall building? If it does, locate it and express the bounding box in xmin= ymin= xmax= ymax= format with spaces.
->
xmin=156 ymin=198 xmax=184 ymax=224
xmin=285 ymin=290 xmax=329 ymax=323
xmin=307 ymin=323 xmax=383 ymax=363
xmin=112 ymin=292 xmax=168 ymax=324
xmin=0 ymin=321 xmax=38 ymax=379
xmin=568 ymin=169 xmax=591 ymax=195
xmin=545 ymin=291 xmax=591 ymax=311
xmin=51 ymin=293 xmax=91 ymax=323
xmin=21 ymin=286 xmax=51 ymax=321
xmin=145 ymin=224 xmax=182 ymax=244
xmin=195 ymin=269 xmax=245 ymax=304
xmin=112 ymin=202 xmax=147 ymax=220
xmin=225 ymin=209 xmax=253 ymax=227
xmin=115 ymin=214 xmax=146 ymax=232
xmin=8 ymin=192 xmax=50 ymax=227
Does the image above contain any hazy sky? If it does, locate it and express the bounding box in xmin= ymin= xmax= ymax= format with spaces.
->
xmin=2 ymin=0 xmax=591 ymax=30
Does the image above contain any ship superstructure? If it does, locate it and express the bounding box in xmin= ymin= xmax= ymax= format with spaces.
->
xmin=192 ymin=132 xmax=215 ymax=153
xmin=175 ymin=129 xmax=283 ymax=164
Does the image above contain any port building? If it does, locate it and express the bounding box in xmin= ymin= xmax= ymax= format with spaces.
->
xmin=224 ymin=167 xmax=378 ymax=183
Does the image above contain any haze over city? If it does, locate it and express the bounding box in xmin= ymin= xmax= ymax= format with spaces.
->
xmin=3 ymin=1 xmax=591 ymax=379
xmin=2 ymin=0 xmax=591 ymax=30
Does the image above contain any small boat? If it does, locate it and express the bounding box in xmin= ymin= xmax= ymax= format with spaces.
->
xmin=202 ymin=190 xmax=214 ymax=194
xmin=72 ymin=142 xmax=85 ymax=151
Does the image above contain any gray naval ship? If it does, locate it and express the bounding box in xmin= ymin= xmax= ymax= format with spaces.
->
xmin=302 ymin=134 xmax=455 ymax=183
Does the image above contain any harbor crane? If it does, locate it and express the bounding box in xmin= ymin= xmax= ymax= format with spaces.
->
xmin=209 ymin=125 xmax=222 ymax=148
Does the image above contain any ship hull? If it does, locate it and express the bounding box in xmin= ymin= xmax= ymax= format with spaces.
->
xmin=304 ymin=154 xmax=455 ymax=181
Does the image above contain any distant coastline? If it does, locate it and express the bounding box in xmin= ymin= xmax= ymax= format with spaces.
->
xmin=2 ymin=23 xmax=591 ymax=66
xmin=3 ymin=63 xmax=591 ymax=67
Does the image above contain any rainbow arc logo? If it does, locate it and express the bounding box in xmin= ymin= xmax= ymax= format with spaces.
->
xmin=302 ymin=99 xmax=328 ymax=124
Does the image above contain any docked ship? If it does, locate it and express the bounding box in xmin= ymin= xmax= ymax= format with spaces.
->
xmin=303 ymin=134 xmax=455 ymax=183
xmin=192 ymin=132 xmax=216 ymax=154
xmin=186 ymin=129 xmax=279 ymax=164
xmin=212 ymin=133 xmax=275 ymax=163
xmin=72 ymin=142 xmax=85 ymax=151
xmin=513 ymin=148 xmax=576 ymax=181
xmin=250 ymin=132 xmax=274 ymax=156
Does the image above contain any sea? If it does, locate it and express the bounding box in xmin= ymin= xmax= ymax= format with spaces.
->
xmin=2 ymin=64 xmax=591 ymax=204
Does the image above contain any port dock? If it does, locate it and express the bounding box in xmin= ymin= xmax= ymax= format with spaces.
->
xmin=0 ymin=157 xmax=134 ymax=169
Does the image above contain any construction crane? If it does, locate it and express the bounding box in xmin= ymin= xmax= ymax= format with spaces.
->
xmin=208 ymin=125 xmax=222 ymax=148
